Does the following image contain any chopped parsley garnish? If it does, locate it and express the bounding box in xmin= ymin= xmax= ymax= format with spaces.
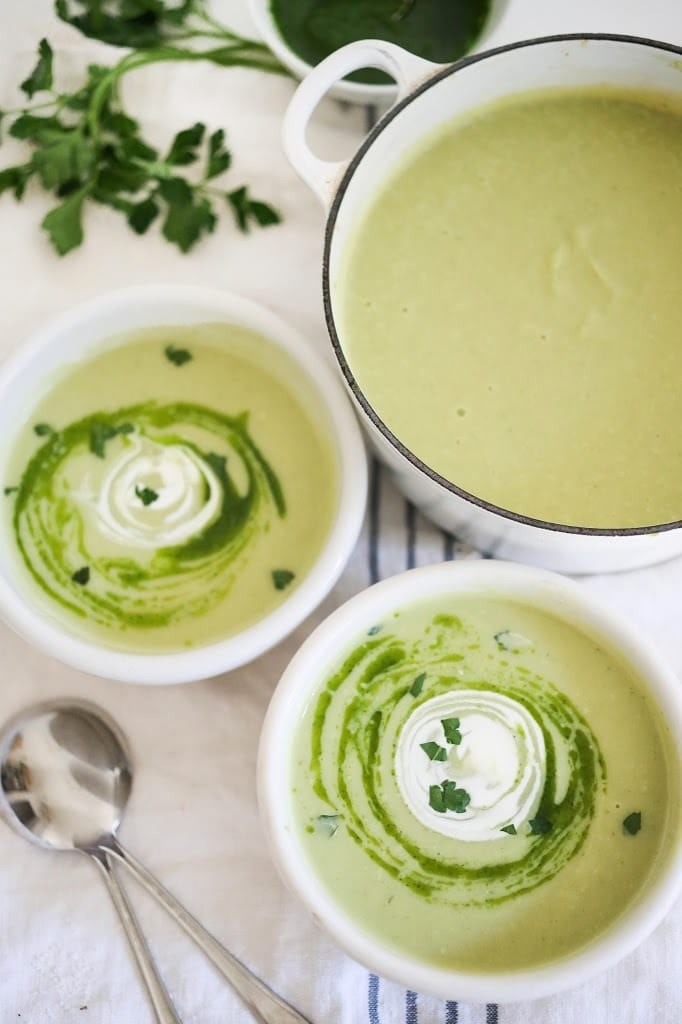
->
xmin=420 ymin=741 xmax=448 ymax=762
xmin=164 ymin=344 xmax=192 ymax=366
xmin=367 ymin=624 xmax=382 ymax=636
xmin=441 ymin=717 xmax=462 ymax=745
xmin=89 ymin=420 xmax=133 ymax=459
xmin=622 ymin=811 xmax=642 ymax=836
xmin=135 ymin=485 xmax=159 ymax=506
xmin=429 ymin=784 xmax=446 ymax=813
xmin=528 ymin=815 xmax=553 ymax=835
xmin=272 ymin=569 xmax=295 ymax=591
xmin=429 ymin=779 xmax=471 ymax=814
xmin=33 ymin=422 xmax=54 ymax=437
xmin=71 ymin=566 xmax=90 ymax=585
xmin=314 ymin=814 xmax=340 ymax=838
xmin=501 ymin=824 xmax=517 ymax=835
xmin=4 ymin=486 xmax=18 ymax=496
xmin=442 ymin=780 xmax=471 ymax=813
xmin=409 ymin=672 xmax=426 ymax=697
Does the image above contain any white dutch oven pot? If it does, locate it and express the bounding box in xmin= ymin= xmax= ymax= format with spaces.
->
xmin=284 ymin=34 xmax=682 ymax=575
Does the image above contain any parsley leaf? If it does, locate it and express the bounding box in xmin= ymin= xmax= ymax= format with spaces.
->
xmin=89 ymin=420 xmax=131 ymax=458
xmin=429 ymin=784 xmax=446 ymax=814
xmin=429 ymin=779 xmax=471 ymax=814
xmin=367 ymin=624 xmax=382 ymax=636
xmin=409 ymin=672 xmax=426 ymax=697
xmin=32 ymin=130 xmax=95 ymax=190
xmin=227 ymin=185 xmax=281 ymax=233
xmin=622 ymin=811 xmax=642 ymax=836
xmin=135 ymin=485 xmax=158 ymax=506
xmin=500 ymin=824 xmax=517 ymax=835
xmin=20 ymin=38 xmax=54 ymax=98
xmin=57 ymin=0 xmax=215 ymax=49
xmin=441 ymin=717 xmax=462 ymax=745
xmin=0 ymin=163 xmax=34 ymax=200
xmin=161 ymin=185 xmax=216 ymax=253
xmin=164 ymin=344 xmax=192 ymax=366
xmin=528 ymin=816 xmax=553 ymax=835
xmin=166 ymin=122 xmax=205 ymax=166
xmin=42 ymin=186 xmax=89 ymax=255
xmin=272 ymin=569 xmax=295 ymax=591
xmin=441 ymin=779 xmax=471 ymax=813
xmin=33 ymin=422 xmax=54 ymax=437
xmin=206 ymin=128 xmax=231 ymax=179
xmin=72 ymin=565 xmax=90 ymax=585
xmin=420 ymin=741 xmax=448 ymax=762
xmin=128 ymin=197 xmax=159 ymax=235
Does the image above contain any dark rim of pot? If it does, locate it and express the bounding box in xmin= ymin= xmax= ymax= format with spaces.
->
xmin=322 ymin=32 xmax=682 ymax=538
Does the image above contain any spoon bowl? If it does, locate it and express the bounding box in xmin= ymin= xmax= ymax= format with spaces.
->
xmin=0 ymin=700 xmax=131 ymax=853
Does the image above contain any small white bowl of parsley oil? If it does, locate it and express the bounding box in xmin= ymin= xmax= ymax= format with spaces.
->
xmin=0 ymin=286 xmax=367 ymax=684
xmin=248 ymin=0 xmax=507 ymax=105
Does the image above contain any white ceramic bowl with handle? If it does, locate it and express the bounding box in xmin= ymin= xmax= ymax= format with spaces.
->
xmin=0 ymin=285 xmax=367 ymax=685
xmin=258 ymin=559 xmax=682 ymax=1002
xmin=283 ymin=33 xmax=682 ymax=574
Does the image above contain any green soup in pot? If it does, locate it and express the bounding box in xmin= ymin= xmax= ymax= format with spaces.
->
xmin=2 ymin=324 xmax=338 ymax=653
xmin=291 ymin=596 xmax=677 ymax=971
xmin=338 ymin=88 xmax=682 ymax=528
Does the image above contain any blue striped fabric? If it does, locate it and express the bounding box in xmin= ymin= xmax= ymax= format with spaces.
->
xmin=406 ymin=989 xmax=418 ymax=1024
xmin=445 ymin=1001 xmax=458 ymax=1024
xmin=365 ymin=458 xmax=501 ymax=1024
xmin=368 ymin=973 xmax=380 ymax=1024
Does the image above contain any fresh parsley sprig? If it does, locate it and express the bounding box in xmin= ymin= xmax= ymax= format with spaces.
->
xmin=56 ymin=0 xmax=276 ymax=52
xmin=0 ymin=4 xmax=286 ymax=255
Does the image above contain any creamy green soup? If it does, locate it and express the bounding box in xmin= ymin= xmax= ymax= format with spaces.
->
xmin=292 ymin=597 xmax=678 ymax=971
xmin=2 ymin=325 xmax=337 ymax=652
xmin=339 ymin=89 xmax=682 ymax=528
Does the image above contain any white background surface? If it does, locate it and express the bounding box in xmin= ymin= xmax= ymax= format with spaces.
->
xmin=0 ymin=2 xmax=681 ymax=1023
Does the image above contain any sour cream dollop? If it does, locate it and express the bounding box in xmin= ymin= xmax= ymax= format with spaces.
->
xmin=396 ymin=690 xmax=546 ymax=842
xmin=91 ymin=435 xmax=222 ymax=549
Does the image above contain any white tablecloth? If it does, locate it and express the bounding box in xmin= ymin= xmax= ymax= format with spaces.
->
xmin=1 ymin=2 xmax=680 ymax=1022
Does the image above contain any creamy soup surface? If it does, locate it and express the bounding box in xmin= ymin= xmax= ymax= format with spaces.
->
xmin=291 ymin=597 xmax=678 ymax=971
xmin=2 ymin=324 xmax=338 ymax=652
xmin=339 ymin=89 xmax=682 ymax=528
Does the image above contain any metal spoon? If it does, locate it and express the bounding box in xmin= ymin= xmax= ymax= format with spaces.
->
xmin=0 ymin=699 xmax=310 ymax=1024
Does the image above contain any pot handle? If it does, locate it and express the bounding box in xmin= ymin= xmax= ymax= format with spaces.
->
xmin=283 ymin=40 xmax=441 ymax=207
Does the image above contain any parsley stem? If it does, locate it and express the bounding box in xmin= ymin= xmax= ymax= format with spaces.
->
xmin=88 ymin=42 xmax=286 ymax=143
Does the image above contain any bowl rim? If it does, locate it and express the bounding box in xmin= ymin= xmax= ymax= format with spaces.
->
xmin=322 ymin=32 xmax=682 ymax=538
xmin=258 ymin=559 xmax=682 ymax=1003
xmin=0 ymin=284 xmax=368 ymax=685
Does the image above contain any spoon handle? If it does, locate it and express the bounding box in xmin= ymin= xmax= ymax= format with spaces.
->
xmin=92 ymin=853 xmax=183 ymax=1024
xmin=105 ymin=840 xmax=312 ymax=1024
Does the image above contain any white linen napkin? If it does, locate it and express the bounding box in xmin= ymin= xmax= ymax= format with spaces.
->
xmin=0 ymin=2 xmax=680 ymax=1022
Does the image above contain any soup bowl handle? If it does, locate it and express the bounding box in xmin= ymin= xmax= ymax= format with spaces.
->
xmin=283 ymin=39 xmax=441 ymax=207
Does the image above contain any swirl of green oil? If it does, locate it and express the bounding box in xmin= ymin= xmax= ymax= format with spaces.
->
xmin=12 ymin=401 xmax=284 ymax=632
xmin=310 ymin=613 xmax=605 ymax=907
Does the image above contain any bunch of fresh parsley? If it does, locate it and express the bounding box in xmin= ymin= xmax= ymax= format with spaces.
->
xmin=0 ymin=1 xmax=287 ymax=255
